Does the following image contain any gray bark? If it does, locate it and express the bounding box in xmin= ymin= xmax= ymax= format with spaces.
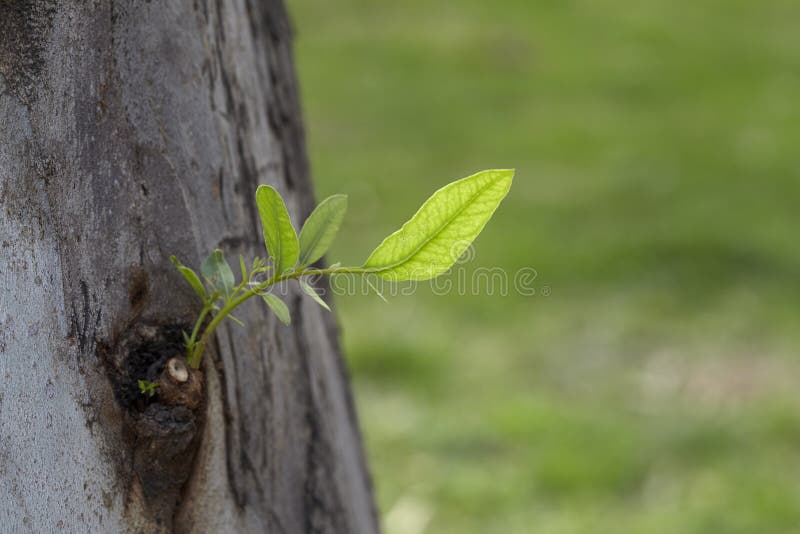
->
xmin=0 ymin=1 xmax=378 ymax=532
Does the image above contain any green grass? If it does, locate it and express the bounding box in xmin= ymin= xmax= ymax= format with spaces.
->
xmin=289 ymin=1 xmax=800 ymax=532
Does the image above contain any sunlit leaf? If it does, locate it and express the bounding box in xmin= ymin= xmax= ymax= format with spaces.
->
xmin=363 ymin=169 xmax=513 ymax=281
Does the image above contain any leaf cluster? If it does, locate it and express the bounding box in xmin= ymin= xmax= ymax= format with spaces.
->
xmin=169 ymin=169 xmax=513 ymax=370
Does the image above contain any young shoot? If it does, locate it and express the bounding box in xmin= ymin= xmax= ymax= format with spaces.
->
xmin=138 ymin=379 xmax=159 ymax=398
xmin=168 ymin=169 xmax=514 ymax=371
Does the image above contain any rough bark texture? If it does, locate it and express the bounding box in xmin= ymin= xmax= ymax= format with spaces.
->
xmin=0 ymin=1 xmax=378 ymax=532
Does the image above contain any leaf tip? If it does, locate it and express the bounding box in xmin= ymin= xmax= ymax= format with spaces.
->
xmin=493 ymin=168 xmax=515 ymax=181
xmin=255 ymin=183 xmax=277 ymax=195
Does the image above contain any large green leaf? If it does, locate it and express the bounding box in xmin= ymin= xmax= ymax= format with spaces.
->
xmin=298 ymin=194 xmax=348 ymax=267
xmin=363 ymin=169 xmax=513 ymax=280
xmin=200 ymin=249 xmax=235 ymax=295
xmin=256 ymin=185 xmax=299 ymax=274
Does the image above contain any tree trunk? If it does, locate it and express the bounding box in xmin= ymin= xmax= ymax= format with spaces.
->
xmin=0 ymin=1 xmax=378 ymax=532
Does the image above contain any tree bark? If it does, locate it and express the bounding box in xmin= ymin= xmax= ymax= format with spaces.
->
xmin=0 ymin=1 xmax=378 ymax=532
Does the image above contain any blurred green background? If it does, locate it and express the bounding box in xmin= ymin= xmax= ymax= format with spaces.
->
xmin=289 ymin=1 xmax=800 ymax=532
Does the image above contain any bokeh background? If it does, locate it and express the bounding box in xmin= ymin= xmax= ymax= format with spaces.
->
xmin=289 ymin=1 xmax=800 ymax=532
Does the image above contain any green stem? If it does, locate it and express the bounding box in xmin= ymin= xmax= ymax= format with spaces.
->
xmin=186 ymin=266 xmax=367 ymax=368
xmin=188 ymin=305 xmax=211 ymax=347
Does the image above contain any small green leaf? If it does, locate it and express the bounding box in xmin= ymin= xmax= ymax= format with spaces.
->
xmin=250 ymin=257 xmax=270 ymax=276
xmin=138 ymin=379 xmax=159 ymax=398
xmin=299 ymin=279 xmax=331 ymax=311
xmin=363 ymin=169 xmax=513 ymax=281
xmin=298 ymin=194 xmax=348 ymax=267
xmin=201 ymin=249 xmax=235 ymax=296
xmin=227 ymin=313 xmax=245 ymax=327
xmin=170 ymin=256 xmax=207 ymax=300
xmin=261 ymin=292 xmax=291 ymax=325
xmin=365 ymin=276 xmax=388 ymax=303
xmin=256 ymin=185 xmax=299 ymax=274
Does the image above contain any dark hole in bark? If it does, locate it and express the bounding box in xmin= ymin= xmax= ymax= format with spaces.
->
xmin=98 ymin=322 xmax=205 ymax=528
xmin=105 ymin=323 xmax=187 ymax=411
